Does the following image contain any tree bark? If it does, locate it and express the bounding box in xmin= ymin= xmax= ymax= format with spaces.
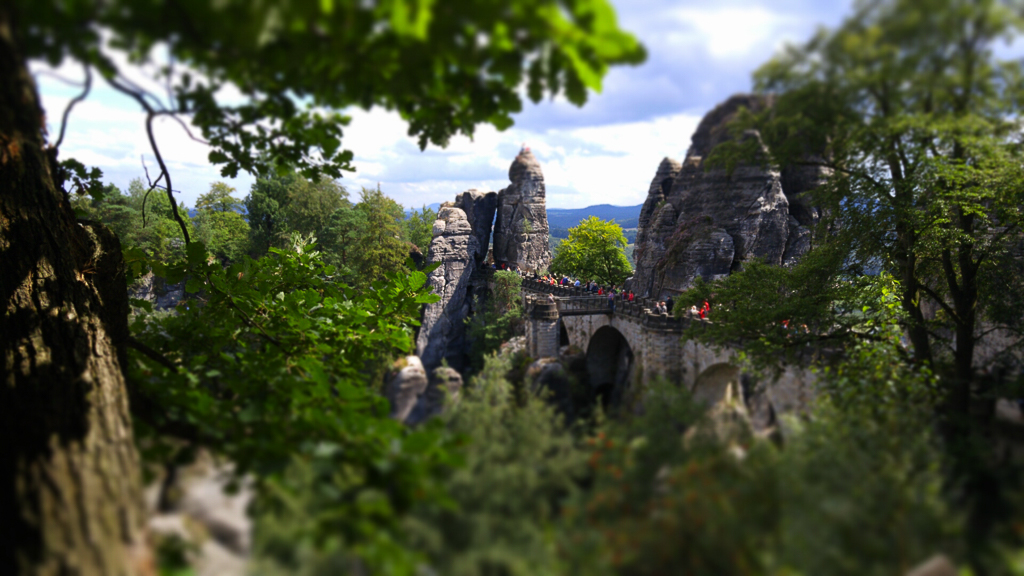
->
xmin=946 ymin=208 xmax=980 ymax=417
xmin=0 ymin=10 xmax=150 ymax=576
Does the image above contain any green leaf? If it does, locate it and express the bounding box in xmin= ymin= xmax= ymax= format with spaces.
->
xmin=185 ymin=276 xmax=204 ymax=293
xmin=130 ymin=298 xmax=154 ymax=312
xmin=186 ymin=241 xmax=209 ymax=266
xmin=408 ymin=271 xmax=427 ymax=291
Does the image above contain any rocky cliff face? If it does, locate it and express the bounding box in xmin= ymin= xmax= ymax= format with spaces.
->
xmin=416 ymin=151 xmax=552 ymax=371
xmin=493 ymin=149 xmax=551 ymax=272
xmin=130 ymin=272 xmax=185 ymax=310
xmin=455 ymin=189 xmax=498 ymax=264
xmin=631 ymin=94 xmax=821 ymax=298
xmin=416 ymin=206 xmax=480 ymax=370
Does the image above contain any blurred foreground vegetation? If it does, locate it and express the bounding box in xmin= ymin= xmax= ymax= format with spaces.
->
xmin=51 ymin=0 xmax=1024 ymax=574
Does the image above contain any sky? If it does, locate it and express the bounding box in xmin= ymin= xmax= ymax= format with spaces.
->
xmin=33 ymin=0 xmax=853 ymax=210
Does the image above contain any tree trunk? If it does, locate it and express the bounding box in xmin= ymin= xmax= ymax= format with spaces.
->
xmin=0 ymin=11 xmax=150 ymax=576
xmin=896 ymin=230 xmax=933 ymax=365
xmin=948 ymin=214 xmax=980 ymax=418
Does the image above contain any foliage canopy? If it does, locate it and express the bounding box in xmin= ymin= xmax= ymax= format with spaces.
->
xmin=550 ymin=216 xmax=633 ymax=285
xmin=130 ymin=239 xmax=442 ymax=477
xmin=703 ymin=0 xmax=1024 ymax=411
xmin=23 ymin=0 xmax=645 ymax=182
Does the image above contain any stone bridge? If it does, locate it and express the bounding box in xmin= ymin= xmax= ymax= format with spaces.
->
xmin=519 ymin=278 xmax=817 ymax=422
xmin=521 ymin=279 xmax=734 ymax=403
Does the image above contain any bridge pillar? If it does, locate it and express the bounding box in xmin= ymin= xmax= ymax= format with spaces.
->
xmin=526 ymin=297 xmax=560 ymax=359
xmin=640 ymin=324 xmax=684 ymax=387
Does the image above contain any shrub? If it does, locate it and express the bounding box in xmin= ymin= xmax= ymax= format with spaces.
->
xmin=402 ymin=354 xmax=593 ymax=576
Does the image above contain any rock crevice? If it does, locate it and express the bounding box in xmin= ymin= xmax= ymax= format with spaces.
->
xmin=417 ymin=151 xmax=554 ymax=371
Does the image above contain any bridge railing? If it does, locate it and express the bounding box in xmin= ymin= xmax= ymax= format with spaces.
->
xmin=520 ymin=277 xmax=691 ymax=331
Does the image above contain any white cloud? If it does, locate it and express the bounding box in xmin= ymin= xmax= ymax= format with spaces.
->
xmin=335 ymin=106 xmax=701 ymax=209
xmin=38 ymin=88 xmax=255 ymax=205
xmin=666 ymin=6 xmax=794 ymax=60
xmin=38 ymin=73 xmax=702 ymax=210
xmin=30 ymin=1 xmax=851 ymax=210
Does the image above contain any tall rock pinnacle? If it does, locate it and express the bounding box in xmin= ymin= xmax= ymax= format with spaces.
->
xmin=416 ymin=206 xmax=480 ymax=370
xmin=492 ymin=148 xmax=551 ymax=272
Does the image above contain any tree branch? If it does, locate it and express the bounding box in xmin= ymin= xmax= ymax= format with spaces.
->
xmin=791 ymin=159 xmax=886 ymax=192
xmin=54 ymin=64 xmax=91 ymax=150
xmin=127 ymin=336 xmax=179 ymax=371
xmin=917 ymin=281 xmax=963 ymax=326
xmin=107 ymin=75 xmax=191 ymax=243
xmin=975 ymin=223 xmax=1021 ymax=263
xmin=153 ymin=110 xmax=210 ymax=145
xmin=141 ymin=156 xmax=166 ymax=228
xmin=145 ymin=112 xmax=191 ymax=243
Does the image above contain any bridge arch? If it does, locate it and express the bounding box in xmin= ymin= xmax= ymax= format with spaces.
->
xmin=520 ymin=279 xmax=689 ymax=390
xmin=691 ymin=362 xmax=742 ymax=406
xmin=586 ymin=326 xmax=634 ymax=410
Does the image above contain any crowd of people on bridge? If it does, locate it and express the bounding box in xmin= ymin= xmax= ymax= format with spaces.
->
xmin=529 ymin=272 xmax=711 ymax=319
xmin=536 ymin=274 xmax=635 ymax=309
xmin=488 ymin=259 xmax=712 ymax=320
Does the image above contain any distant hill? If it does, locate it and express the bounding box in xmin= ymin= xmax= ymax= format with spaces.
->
xmin=404 ymin=202 xmax=442 ymax=217
xmin=403 ymin=201 xmax=644 ymax=240
xmin=546 ymin=203 xmax=643 ymax=239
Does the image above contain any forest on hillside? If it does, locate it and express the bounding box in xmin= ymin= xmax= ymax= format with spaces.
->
xmin=72 ymin=175 xmax=437 ymax=281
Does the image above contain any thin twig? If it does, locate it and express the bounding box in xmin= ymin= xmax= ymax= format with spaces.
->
xmin=108 ymin=75 xmax=191 ymax=243
xmin=154 ymin=111 xmax=210 ymax=145
xmin=54 ymin=65 xmax=92 ymax=150
xmin=34 ymin=69 xmax=86 ymax=87
xmin=141 ymin=156 xmax=166 ymax=228
xmin=127 ymin=336 xmax=179 ymax=371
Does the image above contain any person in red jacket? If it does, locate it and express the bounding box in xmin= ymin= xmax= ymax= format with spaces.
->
xmin=598 ymin=287 xmax=603 ymax=295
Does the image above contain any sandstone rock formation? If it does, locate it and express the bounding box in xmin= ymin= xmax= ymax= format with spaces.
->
xmin=527 ymin=358 xmax=575 ymax=419
xmin=145 ymin=450 xmax=252 ymax=576
xmin=413 ymin=151 xmax=552 ymax=372
xmin=631 ymin=94 xmax=821 ymax=298
xmin=407 ymin=366 xmax=464 ymax=425
xmin=385 ymin=356 xmax=430 ymax=421
xmin=130 ymin=272 xmax=185 ymax=310
xmin=493 ymin=148 xmax=551 ymax=271
xmin=416 ymin=206 xmax=481 ymax=369
xmin=455 ymin=189 xmax=498 ymax=264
